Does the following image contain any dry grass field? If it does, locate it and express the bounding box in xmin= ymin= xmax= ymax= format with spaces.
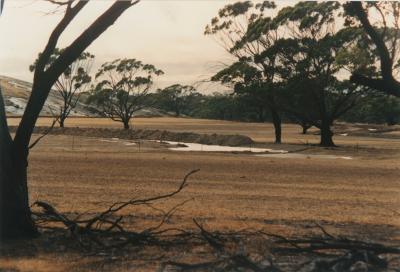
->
xmin=1 ymin=117 xmax=400 ymax=271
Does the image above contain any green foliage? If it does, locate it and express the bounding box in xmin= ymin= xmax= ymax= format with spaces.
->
xmin=190 ymin=93 xmax=260 ymax=122
xmin=211 ymin=61 xmax=260 ymax=87
xmin=206 ymin=0 xmax=281 ymax=130
xmin=155 ymin=84 xmax=199 ymax=116
xmin=274 ymin=2 xmax=339 ymax=32
xmin=89 ymin=58 xmax=163 ymax=128
xmin=205 ymin=1 xmax=386 ymax=145
xmin=93 ymin=58 xmax=163 ymax=95
xmin=200 ymin=1 xmax=399 ymax=128
xmin=30 ymin=48 xmax=94 ymax=91
xmin=271 ymin=2 xmax=363 ymax=132
xmin=30 ymin=48 xmax=95 ymax=126
xmin=343 ymin=94 xmax=400 ymax=125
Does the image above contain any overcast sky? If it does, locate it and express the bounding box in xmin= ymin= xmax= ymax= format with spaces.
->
xmin=0 ymin=1 xmax=293 ymax=93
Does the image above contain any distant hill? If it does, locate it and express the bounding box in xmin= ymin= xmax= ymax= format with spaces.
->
xmin=0 ymin=75 xmax=97 ymax=117
xmin=0 ymin=75 xmax=170 ymax=118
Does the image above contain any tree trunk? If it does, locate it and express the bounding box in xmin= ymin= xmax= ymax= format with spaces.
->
xmin=0 ymin=90 xmax=37 ymax=239
xmin=301 ymin=122 xmax=311 ymax=134
xmin=320 ymin=122 xmax=335 ymax=147
xmin=59 ymin=116 xmax=65 ymax=128
xmin=123 ymin=120 xmax=130 ymax=130
xmin=271 ymin=108 xmax=281 ymax=144
xmin=0 ymin=149 xmax=38 ymax=239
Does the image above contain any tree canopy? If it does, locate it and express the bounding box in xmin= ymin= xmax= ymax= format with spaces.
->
xmin=89 ymin=58 xmax=163 ymax=129
xmin=30 ymin=48 xmax=94 ymax=127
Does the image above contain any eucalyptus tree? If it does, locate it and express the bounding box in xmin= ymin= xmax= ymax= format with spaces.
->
xmin=273 ymin=2 xmax=364 ymax=146
xmin=30 ymin=49 xmax=94 ymax=127
xmin=205 ymin=1 xmax=284 ymax=144
xmin=91 ymin=58 xmax=163 ymax=129
xmin=156 ymin=84 xmax=198 ymax=117
xmin=0 ymin=0 xmax=139 ymax=239
xmin=345 ymin=2 xmax=400 ymax=97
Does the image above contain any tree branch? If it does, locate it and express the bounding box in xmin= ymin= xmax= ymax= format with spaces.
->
xmin=14 ymin=0 xmax=138 ymax=153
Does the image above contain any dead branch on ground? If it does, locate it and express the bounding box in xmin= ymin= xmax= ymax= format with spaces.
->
xmin=30 ymin=171 xmax=400 ymax=270
xmin=32 ymin=169 xmax=200 ymax=250
xmin=166 ymin=222 xmax=400 ymax=271
xmin=260 ymin=223 xmax=400 ymax=271
xmin=163 ymin=219 xmax=281 ymax=271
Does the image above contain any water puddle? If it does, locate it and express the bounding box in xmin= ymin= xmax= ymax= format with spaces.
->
xmin=256 ymin=153 xmax=353 ymax=160
xmin=165 ymin=141 xmax=287 ymax=153
xmin=124 ymin=143 xmax=136 ymax=146
xmin=97 ymin=139 xmax=352 ymax=159
xmin=100 ymin=139 xmax=119 ymax=143
xmin=99 ymin=138 xmax=136 ymax=146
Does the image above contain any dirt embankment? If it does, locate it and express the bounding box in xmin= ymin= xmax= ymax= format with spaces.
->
xmin=8 ymin=126 xmax=254 ymax=146
xmin=331 ymin=123 xmax=400 ymax=139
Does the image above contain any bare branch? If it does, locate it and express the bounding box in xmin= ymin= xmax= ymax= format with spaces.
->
xmin=28 ymin=116 xmax=59 ymax=149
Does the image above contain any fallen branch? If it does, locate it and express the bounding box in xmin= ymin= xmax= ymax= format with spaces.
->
xmin=32 ymin=169 xmax=200 ymax=250
xmin=164 ymin=219 xmax=280 ymax=272
xmin=261 ymin=224 xmax=400 ymax=271
xmin=31 ymin=172 xmax=400 ymax=271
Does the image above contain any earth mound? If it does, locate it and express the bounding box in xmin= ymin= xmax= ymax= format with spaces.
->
xmin=17 ymin=127 xmax=254 ymax=147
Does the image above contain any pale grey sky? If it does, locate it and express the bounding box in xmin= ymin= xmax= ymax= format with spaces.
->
xmin=0 ymin=1 xmax=293 ymax=92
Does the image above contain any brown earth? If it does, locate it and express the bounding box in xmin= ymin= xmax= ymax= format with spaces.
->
xmin=8 ymin=126 xmax=254 ymax=147
xmin=1 ymin=117 xmax=400 ymax=271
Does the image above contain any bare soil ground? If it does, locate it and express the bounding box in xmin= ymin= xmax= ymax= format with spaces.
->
xmin=1 ymin=117 xmax=400 ymax=271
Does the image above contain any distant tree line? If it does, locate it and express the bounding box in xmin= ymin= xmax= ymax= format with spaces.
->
xmin=149 ymin=89 xmax=400 ymax=127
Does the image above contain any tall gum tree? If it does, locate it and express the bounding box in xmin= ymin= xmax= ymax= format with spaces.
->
xmin=273 ymin=2 xmax=364 ymax=147
xmin=0 ymin=0 xmax=139 ymax=239
xmin=205 ymin=1 xmax=284 ymax=144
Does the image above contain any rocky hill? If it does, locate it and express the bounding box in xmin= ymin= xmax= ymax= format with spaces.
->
xmin=0 ymin=75 xmax=168 ymax=117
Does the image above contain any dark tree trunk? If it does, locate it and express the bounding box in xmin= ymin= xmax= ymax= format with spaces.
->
xmin=320 ymin=121 xmax=335 ymax=147
xmin=123 ymin=119 xmax=130 ymax=130
xmin=0 ymin=91 xmax=37 ymax=239
xmin=59 ymin=116 xmax=65 ymax=128
xmin=0 ymin=148 xmax=38 ymax=239
xmin=271 ymin=108 xmax=281 ymax=144
xmin=301 ymin=122 xmax=311 ymax=134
